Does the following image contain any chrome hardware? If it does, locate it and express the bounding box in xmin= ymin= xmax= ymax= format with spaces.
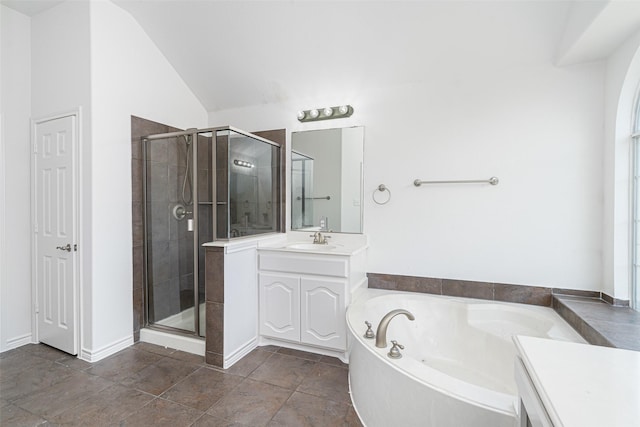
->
xmin=388 ymin=340 xmax=404 ymax=359
xmin=375 ymin=309 xmax=415 ymax=348
xmin=364 ymin=321 xmax=375 ymax=339
xmin=310 ymin=231 xmax=331 ymax=244
xmin=413 ymin=176 xmax=499 ymax=186
xmin=56 ymin=244 xmax=71 ymax=252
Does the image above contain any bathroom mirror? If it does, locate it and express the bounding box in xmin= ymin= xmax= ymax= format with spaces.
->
xmin=291 ymin=126 xmax=364 ymax=233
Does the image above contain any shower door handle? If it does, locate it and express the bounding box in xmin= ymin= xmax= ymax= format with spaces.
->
xmin=56 ymin=243 xmax=71 ymax=252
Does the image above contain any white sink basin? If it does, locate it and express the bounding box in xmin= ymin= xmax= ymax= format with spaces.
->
xmin=286 ymin=243 xmax=337 ymax=251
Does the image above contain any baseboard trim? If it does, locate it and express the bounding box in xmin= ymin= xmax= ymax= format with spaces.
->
xmin=2 ymin=333 xmax=33 ymax=352
xmin=224 ymin=337 xmax=257 ymax=369
xmin=80 ymin=335 xmax=133 ymax=363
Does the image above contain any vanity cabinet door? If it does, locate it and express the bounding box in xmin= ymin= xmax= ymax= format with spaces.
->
xmin=259 ymin=273 xmax=300 ymax=342
xmin=300 ymin=277 xmax=346 ymax=351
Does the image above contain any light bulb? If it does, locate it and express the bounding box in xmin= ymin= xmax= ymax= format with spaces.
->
xmin=323 ymin=107 xmax=333 ymax=117
xmin=338 ymin=105 xmax=349 ymax=115
xmin=309 ymin=109 xmax=320 ymax=119
xmin=297 ymin=111 xmax=306 ymax=120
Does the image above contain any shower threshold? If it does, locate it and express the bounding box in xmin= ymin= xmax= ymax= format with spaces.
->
xmin=141 ymin=303 xmax=206 ymax=356
xmin=154 ymin=302 xmax=206 ymax=335
xmin=139 ymin=328 xmax=205 ymax=356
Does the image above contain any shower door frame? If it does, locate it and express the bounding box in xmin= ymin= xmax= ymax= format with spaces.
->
xmin=141 ymin=126 xmax=283 ymax=337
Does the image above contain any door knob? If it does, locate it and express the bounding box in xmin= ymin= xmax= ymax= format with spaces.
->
xmin=56 ymin=244 xmax=71 ymax=252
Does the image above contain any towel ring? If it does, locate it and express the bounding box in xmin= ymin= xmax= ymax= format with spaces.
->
xmin=373 ymin=184 xmax=391 ymax=205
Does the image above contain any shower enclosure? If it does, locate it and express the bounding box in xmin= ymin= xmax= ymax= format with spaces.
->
xmin=142 ymin=127 xmax=281 ymax=337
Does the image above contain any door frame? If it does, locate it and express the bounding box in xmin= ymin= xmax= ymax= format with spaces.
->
xmin=30 ymin=108 xmax=83 ymax=354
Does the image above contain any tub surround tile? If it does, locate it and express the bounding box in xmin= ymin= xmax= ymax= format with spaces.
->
xmin=367 ymin=273 xmax=442 ymax=294
xmin=368 ymin=273 xmax=625 ymax=309
xmin=601 ymin=293 xmax=630 ymax=307
xmin=552 ymin=288 xmax=600 ymax=299
xmin=368 ymin=272 xmax=637 ymax=353
xmin=553 ymin=295 xmax=640 ymax=351
xmin=442 ymin=279 xmax=494 ymax=300
xmin=493 ymin=283 xmax=551 ymax=306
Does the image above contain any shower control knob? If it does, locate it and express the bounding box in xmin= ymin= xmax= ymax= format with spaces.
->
xmin=388 ymin=340 xmax=404 ymax=359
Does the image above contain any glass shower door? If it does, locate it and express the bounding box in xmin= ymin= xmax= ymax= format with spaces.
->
xmin=144 ymin=134 xmax=196 ymax=333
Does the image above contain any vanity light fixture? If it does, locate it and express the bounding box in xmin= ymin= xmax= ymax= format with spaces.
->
xmin=233 ymin=159 xmax=254 ymax=168
xmin=297 ymin=105 xmax=354 ymax=122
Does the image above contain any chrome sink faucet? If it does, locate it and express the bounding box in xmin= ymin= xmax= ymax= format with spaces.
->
xmin=310 ymin=231 xmax=331 ymax=244
xmin=375 ymin=309 xmax=415 ymax=348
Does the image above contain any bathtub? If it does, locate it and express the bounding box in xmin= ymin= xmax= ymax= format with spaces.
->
xmin=346 ymin=289 xmax=585 ymax=427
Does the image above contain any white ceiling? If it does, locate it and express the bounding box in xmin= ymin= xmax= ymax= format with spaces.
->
xmin=6 ymin=1 xmax=640 ymax=113
xmin=1 ymin=0 xmax=64 ymax=16
xmin=113 ymin=0 xmax=576 ymax=112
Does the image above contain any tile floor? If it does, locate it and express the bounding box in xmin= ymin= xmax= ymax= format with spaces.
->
xmin=0 ymin=342 xmax=363 ymax=426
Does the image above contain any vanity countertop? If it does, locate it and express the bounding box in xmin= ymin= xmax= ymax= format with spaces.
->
xmin=257 ymin=231 xmax=368 ymax=256
xmin=514 ymin=335 xmax=640 ymax=427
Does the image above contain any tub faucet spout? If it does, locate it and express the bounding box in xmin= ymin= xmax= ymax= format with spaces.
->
xmin=375 ymin=309 xmax=415 ymax=348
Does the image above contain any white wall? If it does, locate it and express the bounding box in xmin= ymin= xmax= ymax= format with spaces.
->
xmin=210 ymin=10 xmax=606 ymax=292
xmin=31 ymin=0 xmax=93 ymax=355
xmin=602 ymin=30 xmax=640 ymax=301
xmin=25 ymin=0 xmax=208 ymax=359
xmin=88 ymin=0 xmax=207 ymax=358
xmin=0 ymin=5 xmax=32 ymax=351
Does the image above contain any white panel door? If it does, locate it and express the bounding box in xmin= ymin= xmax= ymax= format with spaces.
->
xmin=300 ymin=277 xmax=346 ymax=350
xmin=34 ymin=115 xmax=77 ymax=355
xmin=259 ymin=273 xmax=300 ymax=342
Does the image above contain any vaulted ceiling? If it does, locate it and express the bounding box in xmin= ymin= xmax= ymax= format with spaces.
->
xmin=4 ymin=1 xmax=640 ymax=113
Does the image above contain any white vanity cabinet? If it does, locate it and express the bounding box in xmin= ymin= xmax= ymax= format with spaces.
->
xmin=259 ymin=273 xmax=347 ymax=350
xmin=257 ymin=244 xmax=366 ymax=357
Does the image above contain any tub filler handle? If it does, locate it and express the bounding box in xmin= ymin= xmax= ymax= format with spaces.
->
xmin=364 ymin=321 xmax=375 ymax=339
xmin=375 ymin=309 xmax=415 ymax=348
xmin=388 ymin=340 xmax=404 ymax=359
